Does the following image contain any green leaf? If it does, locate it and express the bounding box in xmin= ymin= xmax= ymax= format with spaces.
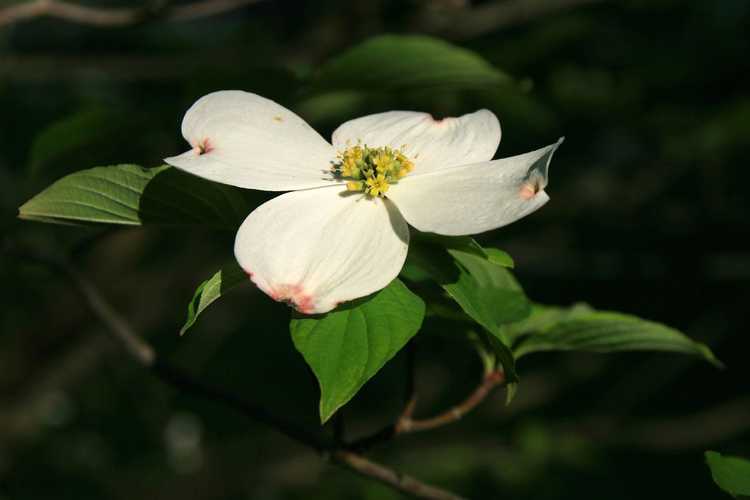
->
xmin=484 ymin=247 xmax=514 ymax=268
xmin=706 ymin=451 xmax=750 ymax=497
xmin=405 ymin=240 xmax=530 ymax=338
xmin=512 ymin=310 xmax=721 ymax=367
xmin=290 ymin=279 xmax=425 ymax=423
xmin=444 ymin=249 xmax=531 ymax=340
xmin=181 ymin=262 xmax=249 ymax=336
xmin=474 ymin=329 xmax=519 ymax=385
xmin=312 ymin=35 xmax=510 ymax=92
xmin=18 ymin=164 xmax=251 ymax=229
xmin=404 ymin=237 xmax=527 ymax=381
xmin=501 ymin=303 xmax=593 ymax=345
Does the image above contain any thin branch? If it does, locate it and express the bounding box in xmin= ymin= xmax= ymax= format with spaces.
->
xmin=348 ymin=351 xmax=506 ymax=451
xmin=169 ymin=0 xmax=260 ymax=22
xmin=415 ymin=0 xmax=606 ymax=39
xmin=333 ymin=450 xmax=465 ymax=500
xmin=0 ymin=0 xmax=263 ymax=28
xmin=61 ymin=258 xmax=156 ymax=366
xmin=17 ymin=247 xmax=465 ymax=500
xmin=398 ymin=370 xmax=505 ymax=433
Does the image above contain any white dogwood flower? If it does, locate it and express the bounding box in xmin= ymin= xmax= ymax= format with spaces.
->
xmin=165 ymin=91 xmax=562 ymax=314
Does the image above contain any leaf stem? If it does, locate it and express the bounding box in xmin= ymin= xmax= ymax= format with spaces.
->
xmin=397 ymin=370 xmax=505 ymax=433
xmin=347 ymin=344 xmax=506 ymax=450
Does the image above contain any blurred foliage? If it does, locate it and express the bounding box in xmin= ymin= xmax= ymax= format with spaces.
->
xmin=1 ymin=0 xmax=749 ymax=499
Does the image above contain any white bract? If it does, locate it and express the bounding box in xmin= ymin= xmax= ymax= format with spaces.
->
xmin=165 ymin=91 xmax=562 ymax=314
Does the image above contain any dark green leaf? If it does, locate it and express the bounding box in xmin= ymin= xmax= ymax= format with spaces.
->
xmin=444 ymin=249 xmax=531 ymax=341
xmin=501 ymin=303 xmax=593 ymax=345
xmin=405 ymin=240 xmax=530 ymax=339
xmin=512 ymin=310 xmax=721 ymax=366
xmin=404 ymin=237 xmax=527 ymax=381
xmin=18 ymin=164 xmax=251 ymax=229
xmin=474 ymin=329 xmax=519 ymax=385
xmin=290 ymin=279 xmax=425 ymax=423
xmin=181 ymin=262 xmax=249 ymax=336
xmin=706 ymin=451 xmax=750 ymax=497
xmin=312 ymin=35 xmax=510 ymax=92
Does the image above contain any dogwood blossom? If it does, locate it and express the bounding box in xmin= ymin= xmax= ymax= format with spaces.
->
xmin=165 ymin=91 xmax=562 ymax=314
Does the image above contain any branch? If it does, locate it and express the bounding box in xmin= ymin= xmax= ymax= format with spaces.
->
xmin=19 ymin=248 xmax=465 ymax=500
xmin=414 ymin=0 xmax=606 ymax=39
xmin=348 ymin=346 xmax=505 ymax=451
xmin=397 ymin=370 xmax=505 ymax=433
xmin=0 ymin=0 xmax=263 ymax=28
xmin=333 ymin=450 xmax=465 ymax=500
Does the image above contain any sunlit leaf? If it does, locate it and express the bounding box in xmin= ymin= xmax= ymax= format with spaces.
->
xmin=18 ymin=164 xmax=252 ymax=229
xmin=706 ymin=451 xmax=750 ymax=497
xmin=290 ymin=279 xmax=425 ymax=423
xmin=181 ymin=262 xmax=249 ymax=336
xmin=512 ymin=310 xmax=721 ymax=366
xmin=483 ymin=247 xmax=514 ymax=268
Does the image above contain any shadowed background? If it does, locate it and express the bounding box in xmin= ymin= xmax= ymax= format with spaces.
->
xmin=1 ymin=0 xmax=748 ymax=498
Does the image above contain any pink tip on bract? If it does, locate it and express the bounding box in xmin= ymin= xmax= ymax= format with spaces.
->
xmin=194 ymin=138 xmax=213 ymax=155
xmin=519 ymin=183 xmax=539 ymax=200
xmin=269 ymin=284 xmax=316 ymax=314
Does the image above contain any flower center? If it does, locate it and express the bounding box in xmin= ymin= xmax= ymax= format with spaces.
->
xmin=331 ymin=144 xmax=414 ymax=197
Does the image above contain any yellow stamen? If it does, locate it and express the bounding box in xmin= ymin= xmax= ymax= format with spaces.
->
xmin=365 ymin=174 xmax=390 ymax=197
xmin=346 ymin=181 xmax=363 ymax=192
xmin=331 ymin=144 xmax=414 ymax=198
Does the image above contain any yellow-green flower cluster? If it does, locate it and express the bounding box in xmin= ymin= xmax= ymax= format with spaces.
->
xmin=331 ymin=144 xmax=414 ymax=197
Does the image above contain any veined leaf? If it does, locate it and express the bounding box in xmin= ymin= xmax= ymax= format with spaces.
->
xmin=512 ymin=310 xmax=720 ymax=366
xmin=312 ymin=35 xmax=510 ymax=92
xmin=501 ymin=303 xmax=593 ymax=345
xmin=181 ymin=262 xmax=249 ymax=336
xmin=290 ymin=279 xmax=425 ymax=423
xmin=18 ymin=164 xmax=251 ymax=229
xmin=706 ymin=451 xmax=750 ymax=497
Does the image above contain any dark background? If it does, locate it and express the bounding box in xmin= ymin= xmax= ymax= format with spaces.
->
xmin=1 ymin=0 xmax=748 ymax=498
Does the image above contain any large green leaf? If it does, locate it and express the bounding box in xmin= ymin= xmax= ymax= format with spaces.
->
xmin=290 ymin=279 xmax=425 ymax=423
xmin=706 ymin=451 xmax=750 ymax=497
xmin=512 ymin=310 xmax=720 ymax=366
xmin=18 ymin=164 xmax=251 ymax=229
xmin=180 ymin=262 xmax=249 ymax=336
xmin=312 ymin=35 xmax=510 ymax=92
